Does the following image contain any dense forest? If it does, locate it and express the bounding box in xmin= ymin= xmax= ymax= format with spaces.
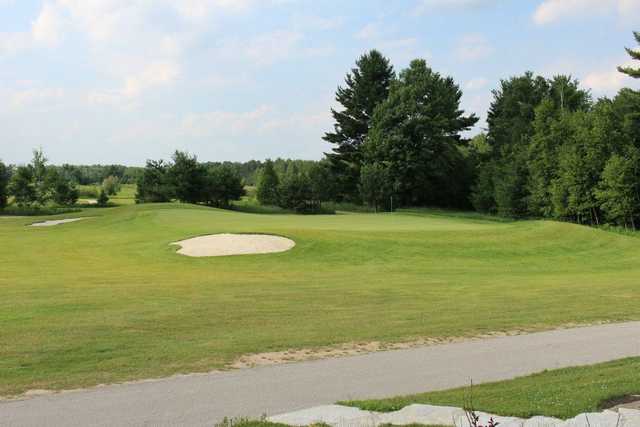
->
xmin=1 ymin=32 xmax=639 ymax=228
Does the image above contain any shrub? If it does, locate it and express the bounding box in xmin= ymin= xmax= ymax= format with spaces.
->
xmin=97 ymin=189 xmax=109 ymax=206
xmin=102 ymin=175 xmax=122 ymax=196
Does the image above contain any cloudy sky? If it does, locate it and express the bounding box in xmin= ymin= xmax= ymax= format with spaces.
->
xmin=1 ymin=0 xmax=639 ymax=165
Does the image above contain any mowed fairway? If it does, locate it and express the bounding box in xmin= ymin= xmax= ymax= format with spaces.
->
xmin=1 ymin=204 xmax=640 ymax=397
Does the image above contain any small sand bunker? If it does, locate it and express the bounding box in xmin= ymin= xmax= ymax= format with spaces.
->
xmin=172 ymin=233 xmax=295 ymax=257
xmin=30 ymin=218 xmax=86 ymax=227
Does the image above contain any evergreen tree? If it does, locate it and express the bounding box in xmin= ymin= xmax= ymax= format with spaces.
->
xmin=307 ymin=161 xmax=335 ymax=210
xmin=618 ymin=31 xmax=640 ymax=79
xmin=278 ymin=166 xmax=311 ymax=213
xmin=324 ymin=50 xmax=395 ymax=200
xmin=202 ymin=164 xmax=245 ymax=208
xmin=9 ymin=166 xmax=36 ymax=207
xmin=256 ymin=159 xmax=280 ymax=205
xmin=0 ymin=161 xmax=9 ymax=209
xmin=135 ymin=160 xmax=173 ymax=203
xmin=364 ymin=59 xmax=477 ymax=207
xmin=49 ymin=169 xmax=79 ymax=206
xmin=97 ymin=188 xmax=109 ymax=207
xmin=169 ymin=151 xmax=207 ymax=204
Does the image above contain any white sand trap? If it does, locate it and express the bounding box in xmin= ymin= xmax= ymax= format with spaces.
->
xmin=172 ymin=233 xmax=295 ymax=257
xmin=30 ymin=218 xmax=86 ymax=227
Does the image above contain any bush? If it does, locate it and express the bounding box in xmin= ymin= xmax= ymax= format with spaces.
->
xmin=102 ymin=176 xmax=122 ymax=196
xmin=0 ymin=206 xmax=81 ymax=216
xmin=97 ymin=189 xmax=109 ymax=206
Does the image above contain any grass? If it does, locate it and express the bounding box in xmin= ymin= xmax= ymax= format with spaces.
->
xmin=344 ymin=357 xmax=640 ymax=419
xmin=1 ymin=203 xmax=640 ymax=396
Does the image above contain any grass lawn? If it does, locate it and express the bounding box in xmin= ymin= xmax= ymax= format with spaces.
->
xmin=344 ymin=357 xmax=640 ymax=419
xmin=1 ymin=203 xmax=640 ymax=396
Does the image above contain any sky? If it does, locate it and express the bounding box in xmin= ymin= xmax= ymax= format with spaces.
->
xmin=1 ymin=0 xmax=639 ymax=166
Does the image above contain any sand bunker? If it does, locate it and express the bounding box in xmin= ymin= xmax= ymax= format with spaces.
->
xmin=30 ymin=218 xmax=86 ymax=227
xmin=172 ymin=233 xmax=295 ymax=257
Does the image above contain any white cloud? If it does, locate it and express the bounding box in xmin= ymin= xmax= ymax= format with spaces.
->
xmin=464 ymin=77 xmax=489 ymax=91
xmin=455 ymin=34 xmax=493 ymax=62
xmin=31 ymin=2 xmax=65 ymax=46
xmin=0 ymin=32 xmax=31 ymax=56
xmin=181 ymin=103 xmax=332 ymax=139
xmin=583 ymin=60 xmax=638 ymax=95
xmin=170 ymin=0 xmax=255 ymax=20
xmin=355 ymin=23 xmax=379 ymax=40
xmin=414 ymin=0 xmax=497 ymax=15
xmin=533 ymin=0 xmax=640 ymax=25
xmin=216 ymin=29 xmax=329 ymax=66
xmin=182 ymin=105 xmax=275 ymax=137
xmin=124 ymin=61 xmax=181 ymax=97
xmin=245 ymin=30 xmax=303 ymax=66
xmin=0 ymin=1 xmax=66 ymax=56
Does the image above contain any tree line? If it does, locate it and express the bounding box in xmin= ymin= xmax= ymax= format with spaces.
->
xmin=257 ymin=32 xmax=640 ymax=227
xmin=470 ymin=32 xmax=640 ymax=229
xmin=135 ymin=151 xmax=245 ymax=208
xmin=3 ymin=32 xmax=639 ymax=228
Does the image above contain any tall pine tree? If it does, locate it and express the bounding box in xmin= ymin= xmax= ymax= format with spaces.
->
xmin=618 ymin=31 xmax=640 ymax=79
xmin=324 ymin=50 xmax=394 ymax=201
xmin=364 ymin=59 xmax=478 ymax=207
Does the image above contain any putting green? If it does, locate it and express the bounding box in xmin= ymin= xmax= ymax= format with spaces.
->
xmin=1 ymin=203 xmax=639 ymax=396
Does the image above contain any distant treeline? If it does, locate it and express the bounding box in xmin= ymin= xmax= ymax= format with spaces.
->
xmin=3 ymin=32 xmax=639 ymax=227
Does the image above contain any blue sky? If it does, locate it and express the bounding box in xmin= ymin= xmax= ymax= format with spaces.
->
xmin=1 ymin=0 xmax=639 ymax=165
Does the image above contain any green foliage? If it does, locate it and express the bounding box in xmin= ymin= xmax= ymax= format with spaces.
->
xmin=277 ymin=166 xmax=312 ymax=213
xmin=169 ymin=151 xmax=207 ymax=204
xmin=8 ymin=165 xmax=36 ymax=207
xmin=135 ymin=160 xmax=173 ymax=203
xmin=31 ymin=148 xmax=50 ymax=205
xmin=256 ymin=159 xmax=280 ymax=205
xmin=596 ymin=147 xmax=640 ymax=228
xmin=0 ymin=206 xmax=80 ymax=216
xmin=618 ymin=31 xmax=640 ymax=78
xmin=345 ymin=357 xmax=640 ymax=420
xmin=469 ymin=70 xmax=640 ymax=229
xmin=97 ymin=189 xmax=109 ymax=206
xmin=0 ymin=161 xmax=9 ymax=209
xmin=49 ymin=169 xmax=79 ymax=206
xmin=102 ymin=176 xmax=122 ymax=196
xmin=364 ymin=59 xmax=478 ymax=207
xmin=308 ymin=161 xmax=336 ymax=208
xmin=202 ymin=164 xmax=245 ymax=208
xmin=359 ymin=162 xmax=392 ymax=212
xmin=324 ymin=50 xmax=395 ymax=200
xmin=55 ymin=164 xmax=142 ymax=186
